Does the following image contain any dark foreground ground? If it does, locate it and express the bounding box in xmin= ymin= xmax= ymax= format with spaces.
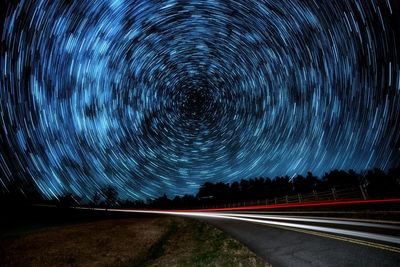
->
xmin=0 ymin=206 xmax=268 ymax=267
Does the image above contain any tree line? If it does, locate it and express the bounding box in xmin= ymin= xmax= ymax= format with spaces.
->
xmin=1 ymin=167 xmax=399 ymax=209
xmin=133 ymin=167 xmax=400 ymax=209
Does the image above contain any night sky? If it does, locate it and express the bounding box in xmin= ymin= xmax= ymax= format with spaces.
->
xmin=1 ymin=0 xmax=399 ymax=200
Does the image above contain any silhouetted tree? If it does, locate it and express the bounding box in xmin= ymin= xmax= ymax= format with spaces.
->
xmin=366 ymin=168 xmax=400 ymax=197
xmin=214 ymin=182 xmax=230 ymax=202
xmin=240 ymin=179 xmax=250 ymax=200
xmin=347 ymin=169 xmax=361 ymax=186
xmin=181 ymin=194 xmax=198 ymax=208
xmin=197 ymin=182 xmax=215 ymax=199
xmin=273 ymin=176 xmax=291 ymax=197
xmin=89 ymin=192 xmax=100 ymax=208
xmin=230 ymin=181 xmax=240 ymax=201
xmin=101 ymin=185 xmax=118 ymax=210
xmin=264 ymin=177 xmax=273 ymax=199
xmin=152 ymin=194 xmax=170 ymax=209
xmin=321 ymin=169 xmax=359 ymax=189
xmin=293 ymin=173 xmax=317 ymax=193
xmin=172 ymin=195 xmax=182 ymax=208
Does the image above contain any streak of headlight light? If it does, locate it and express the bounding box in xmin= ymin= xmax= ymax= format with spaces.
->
xmin=213 ymin=213 xmax=400 ymax=230
xmin=78 ymin=207 xmax=400 ymax=245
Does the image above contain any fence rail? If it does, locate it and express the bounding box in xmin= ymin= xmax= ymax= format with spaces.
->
xmin=199 ymin=185 xmax=385 ymax=210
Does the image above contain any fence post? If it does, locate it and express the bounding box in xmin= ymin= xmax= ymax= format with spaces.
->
xmin=331 ymin=188 xmax=337 ymax=200
xmin=313 ymin=190 xmax=318 ymax=200
xmin=360 ymin=184 xmax=367 ymax=200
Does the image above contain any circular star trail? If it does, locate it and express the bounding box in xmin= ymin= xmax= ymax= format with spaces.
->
xmin=1 ymin=0 xmax=399 ymax=199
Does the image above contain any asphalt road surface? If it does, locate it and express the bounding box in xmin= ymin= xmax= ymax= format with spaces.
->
xmin=203 ymin=214 xmax=400 ymax=267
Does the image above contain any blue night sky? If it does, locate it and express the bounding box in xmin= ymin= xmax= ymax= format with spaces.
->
xmin=1 ymin=0 xmax=399 ymax=200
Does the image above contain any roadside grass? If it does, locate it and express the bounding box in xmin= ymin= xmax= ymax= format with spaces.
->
xmin=0 ymin=216 xmax=269 ymax=267
xmin=137 ymin=218 xmax=269 ymax=267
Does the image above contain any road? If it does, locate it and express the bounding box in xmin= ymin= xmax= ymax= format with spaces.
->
xmin=202 ymin=213 xmax=400 ymax=266
xmin=81 ymin=207 xmax=400 ymax=266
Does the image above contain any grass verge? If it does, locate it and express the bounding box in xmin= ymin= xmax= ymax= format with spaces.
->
xmin=0 ymin=216 xmax=269 ymax=267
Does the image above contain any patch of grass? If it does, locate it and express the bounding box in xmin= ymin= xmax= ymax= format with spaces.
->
xmin=146 ymin=218 xmax=269 ymax=267
xmin=128 ymin=220 xmax=178 ymax=267
xmin=148 ymin=221 xmax=178 ymax=260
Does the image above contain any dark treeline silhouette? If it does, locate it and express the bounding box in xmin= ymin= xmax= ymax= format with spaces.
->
xmin=1 ymin=167 xmax=399 ymax=209
xmin=118 ymin=167 xmax=400 ymax=209
xmin=134 ymin=167 xmax=399 ymax=209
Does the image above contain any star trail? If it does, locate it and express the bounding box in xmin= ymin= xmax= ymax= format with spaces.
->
xmin=1 ymin=0 xmax=399 ymax=200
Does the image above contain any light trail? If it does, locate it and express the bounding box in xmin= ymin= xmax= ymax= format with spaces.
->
xmin=211 ymin=213 xmax=400 ymax=230
xmin=76 ymin=207 xmax=400 ymax=246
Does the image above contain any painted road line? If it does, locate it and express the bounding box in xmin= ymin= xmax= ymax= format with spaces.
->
xmin=219 ymin=214 xmax=400 ymax=245
xmin=263 ymin=224 xmax=400 ymax=254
